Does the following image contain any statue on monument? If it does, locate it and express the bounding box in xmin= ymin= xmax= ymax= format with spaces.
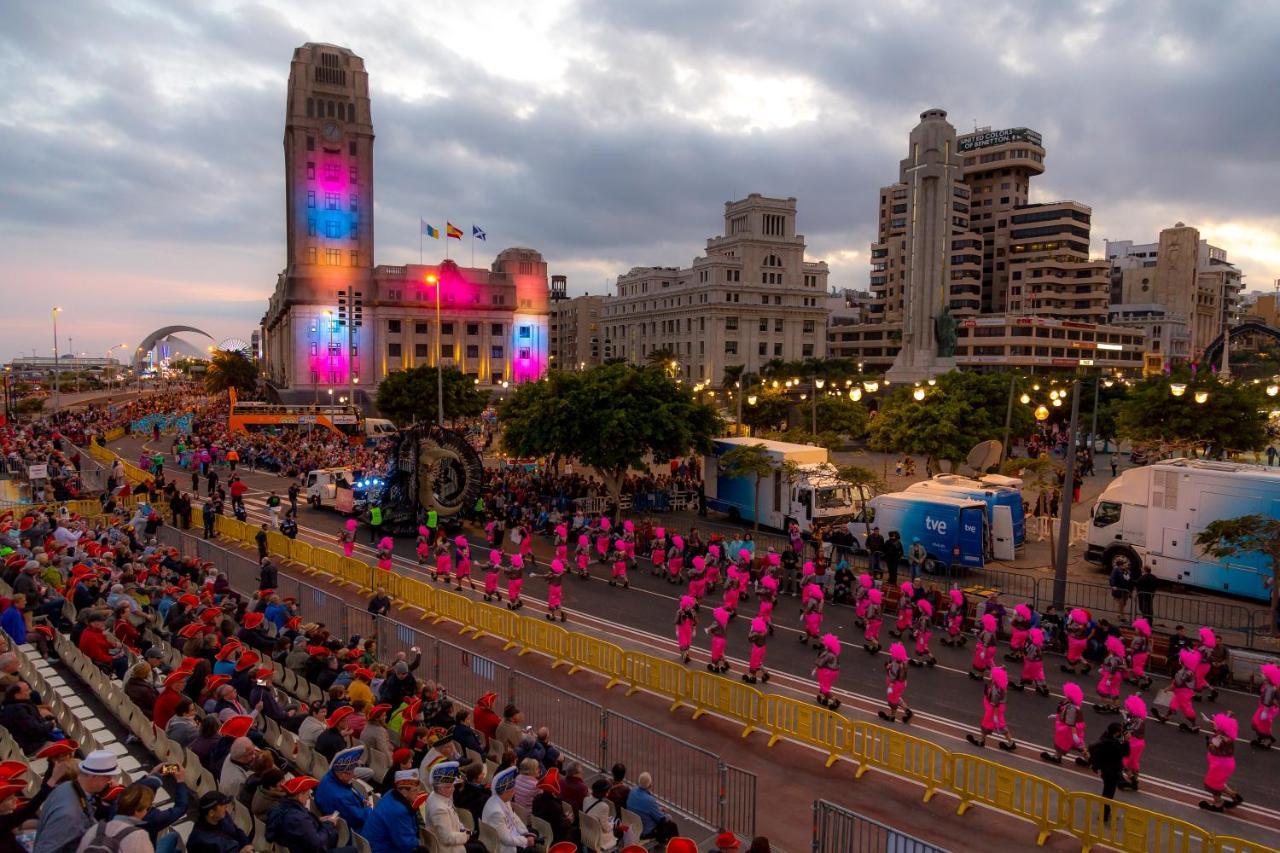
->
xmin=934 ymin=305 xmax=958 ymax=358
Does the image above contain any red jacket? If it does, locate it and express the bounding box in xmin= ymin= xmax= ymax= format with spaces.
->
xmin=153 ymin=687 xmax=185 ymax=728
xmin=230 ymin=481 xmax=248 ymax=498
xmin=78 ymin=625 xmax=118 ymax=665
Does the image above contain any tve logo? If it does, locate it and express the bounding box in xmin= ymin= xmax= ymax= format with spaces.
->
xmin=925 ymin=516 xmax=947 ymax=535
xmin=964 ymin=524 xmax=978 ymax=534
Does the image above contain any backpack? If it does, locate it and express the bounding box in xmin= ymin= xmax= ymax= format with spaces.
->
xmin=81 ymin=820 xmax=148 ymax=853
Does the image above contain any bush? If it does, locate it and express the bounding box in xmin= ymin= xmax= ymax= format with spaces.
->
xmin=15 ymin=397 xmax=45 ymax=414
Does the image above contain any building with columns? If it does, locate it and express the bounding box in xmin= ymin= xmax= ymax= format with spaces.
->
xmin=261 ymin=43 xmax=549 ymax=398
xmin=602 ymin=194 xmax=829 ymax=384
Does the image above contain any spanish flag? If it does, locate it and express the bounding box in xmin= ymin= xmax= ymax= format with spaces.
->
xmin=446 ymin=222 xmax=464 ymax=240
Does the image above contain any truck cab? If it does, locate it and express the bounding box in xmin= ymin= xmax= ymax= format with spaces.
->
xmin=305 ymin=467 xmax=357 ymax=512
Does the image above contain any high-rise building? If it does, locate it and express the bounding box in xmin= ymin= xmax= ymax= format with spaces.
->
xmin=550 ymin=293 xmax=609 ymax=369
xmin=1106 ymin=225 xmax=1244 ymax=358
xmin=602 ymin=194 xmax=829 ymax=384
xmin=261 ymin=44 xmax=549 ymax=397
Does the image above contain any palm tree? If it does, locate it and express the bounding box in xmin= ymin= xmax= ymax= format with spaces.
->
xmin=204 ymin=350 xmax=258 ymax=397
xmin=719 ymin=443 xmax=776 ymax=530
xmin=721 ymin=364 xmax=745 ymax=392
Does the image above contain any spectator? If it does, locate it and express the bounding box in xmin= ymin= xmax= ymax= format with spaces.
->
xmin=605 ymin=763 xmax=630 ymax=814
xmin=746 ymin=838 xmax=772 ymax=853
xmin=452 ymin=708 xmax=484 ymax=758
xmin=482 ymin=767 xmax=537 ymax=853
xmin=864 ymin=527 xmax=885 ymax=577
xmin=76 ymin=781 xmax=154 ymax=853
xmin=127 ymin=768 xmax=190 ymax=853
xmin=424 ymin=762 xmax=482 ymax=853
xmin=297 ymin=702 xmax=327 ymax=749
xmin=266 ymin=776 xmax=345 ymax=853
xmin=124 ymin=662 xmax=160 ymax=719
xmin=1088 ymin=722 xmax=1130 ymax=821
xmin=1109 ymin=563 xmax=1133 ymax=613
xmin=453 ymin=763 xmax=489 ymax=827
xmin=217 ymin=736 xmax=257 ymax=798
xmin=362 ymin=770 xmax=423 ymax=853
xmin=314 ymin=747 xmax=372 ymax=834
xmin=367 ymin=589 xmax=391 ymax=617
xmin=0 ymin=595 xmax=27 ymax=645
xmin=494 ymin=705 xmax=526 ymax=754
xmin=907 ymin=538 xmax=927 ymax=580
xmin=255 ymin=525 xmax=269 ymax=562
xmin=185 ymin=791 xmax=253 ymax=853
xmin=359 ymin=703 xmax=393 ymax=757
xmin=257 ymin=557 xmax=277 ymax=592
xmin=251 ymin=768 xmax=287 ymax=821
xmin=534 ymin=727 xmax=562 ymax=769
xmin=316 ymin=707 xmax=358 ymax=764
xmin=33 ymin=749 xmax=120 ymax=853
xmin=625 ymin=772 xmax=679 ymax=845
xmin=582 ymin=777 xmax=618 ymax=837
xmin=0 ymin=755 xmax=76 ymax=850
xmin=712 ymin=833 xmax=742 ymax=852
xmin=376 ymin=653 xmax=421 ymax=710
xmin=531 ymin=768 xmax=572 ymax=845
xmin=78 ymin=611 xmax=127 ymax=679
xmin=473 ymin=691 xmax=501 ymax=743
xmin=883 ymin=532 xmax=904 ymax=586
xmin=512 ymin=759 xmax=540 ymax=813
xmin=1134 ymin=567 xmax=1158 ymax=620
xmin=189 ymin=716 xmax=221 ymax=768
xmin=560 ymin=762 xmax=589 ymax=815
xmin=0 ymin=681 xmax=55 ymax=756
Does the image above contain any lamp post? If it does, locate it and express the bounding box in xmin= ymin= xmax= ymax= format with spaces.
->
xmin=811 ymin=377 xmax=825 ymax=434
xmin=1000 ymin=374 xmax=1017 ymax=463
xmin=51 ymin=307 xmax=62 ymax=413
xmin=1052 ymin=379 xmax=1081 ymax=610
xmin=425 ymin=273 xmax=445 ymax=426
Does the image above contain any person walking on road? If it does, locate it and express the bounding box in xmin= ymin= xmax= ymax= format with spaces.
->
xmin=1041 ymin=682 xmax=1090 ymax=766
xmin=266 ymin=490 xmax=282 ymax=529
xmin=967 ymin=665 xmax=1016 ymax=751
xmin=742 ymin=616 xmax=770 ymax=684
xmin=1200 ymin=714 xmax=1243 ymax=813
xmin=1120 ymin=694 xmax=1147 ymax=790
xmin=675 ymin=595 xmax=697 ymax=665
xmin=878 ymin=642 xmax=912 ymax=723
xmin=367 ymin=504 xmax=383 ymax=544
xmin=1088 ymin=721 xmax=1130 ymax=821
xmin=814 ymin=634 xmax=842 ymax=710
xmin=1012 ymin=627 xmax=1049 ymax=695
xmin=288 ymin=482 xmax=299 ymax=514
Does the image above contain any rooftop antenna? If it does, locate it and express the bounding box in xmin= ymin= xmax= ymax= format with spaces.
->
xmin=973 ymin=119 xmax=978 ymax=132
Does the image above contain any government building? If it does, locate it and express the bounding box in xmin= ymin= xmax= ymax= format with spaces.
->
xmin=260 ymin=43 xmax=550 ymax=400
xmin=602 ymin=194 xmax=829 ymax=384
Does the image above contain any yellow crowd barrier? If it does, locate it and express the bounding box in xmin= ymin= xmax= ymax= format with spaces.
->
xmin=1063 ymin=791 xmax=1213 ymax=853
xmin=760 ymin=694 xmax=851 ymax=766
xmin=853 ymin=722 xmax=951 ymax=803
xmin=951 ymin=753 xmax=1062 ymax=845
xmin=83 ymin=442 xmax=1280 ymax=853
xmin=103 ymin=427 xmax=125 ymax=442
xmin=266 ymin=531 xmax=291 ymax=561
xmin=289 ymin=539 xmax=314 ymax=568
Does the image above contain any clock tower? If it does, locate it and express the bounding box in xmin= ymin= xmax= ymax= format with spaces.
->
xmin=284 ymin=43 xmax=375 ymax=272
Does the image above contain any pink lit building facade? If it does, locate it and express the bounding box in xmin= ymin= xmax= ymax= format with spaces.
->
xmin=261 ymin=43 xmax=549 ymax=397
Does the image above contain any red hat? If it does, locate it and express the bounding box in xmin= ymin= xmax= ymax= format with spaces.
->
xmin=537 ymin=768 xmax=562 ymax=795
xmin=0 ymin=783 xmax=26 ymax=804
xmin=368 ymin=703 xmax=392 ymax=720
xmin=178 ymin=594 xmax=200 ymax=607
xmin=477 ymin=691 xmax=497 ymax=709
xmin=0 ymin=761 xmax=28 ymax=782
xmin=257 ymin=589 xmax=275 ymax=598
xmin=35 ymin=740 xmax=78 ymax=760
xmin=215 ymin=642 xmax=241 ymax=661
xmin=403 ymin=698 xmax=422 ymax=721
xmin=342 ymin=663 xmax=360 ymax=673
xmin=666 ymin=840 xmax=699 ymax=853
xmin=219 ymin=715 xmax=255 ymax=738
xmin=285 ymin=616 xmax=301 ymax=630
xmin=354 ymin=668 xmax=374 ymax=681
xmin=163 ymin=670 xmax=191 ymax=689
xmin=19 ymin=517 xmax=33 ymax=531
xmin=254 ymin=667 xmax=275 ymax=682
xmin=198 ymin=609 xmax=220 ymax=626
xmin=307 ymin=645 xmax=330 ymax=657
xmin=714 ymin=833 xmax=741 ymax=850
xmin=206 ymin=675 xmax=232 ymax=691
xmin=31 ymin=624 xmax=55 ymax=640
xmin=327 ymin=706 xmax=355 ymax=729
xmin=180 ymin=657 xmax=202 ymax=671
xmin=411 ymin=791 xmax=429 ymax=811
xmin=392 ymin=747 xmax=413 ymax=764
xmin=282 ymin=775 xmax=319 ymax=795
xmin=234 ymin=652 xmax=260 ymax=672
xmin=243 ymin=612 xmax=265 ymax=629
xmin=101 ymin=784 xmax=126 ymax=803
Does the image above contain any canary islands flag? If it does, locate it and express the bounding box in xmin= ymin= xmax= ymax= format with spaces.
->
xmin=446 ymin=222 xmax=464 ymax=240
xmin=421 ymin=219 xmax=439 ymax=239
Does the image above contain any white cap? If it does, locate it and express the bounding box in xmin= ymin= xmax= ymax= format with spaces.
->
xmin=80 ymin=750 xmax=120 ymax=776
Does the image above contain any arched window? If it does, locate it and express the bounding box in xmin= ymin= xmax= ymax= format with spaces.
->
xmin=763 ymin=254 xmax=783 ymax=268
xmin=346 ymin=103 xmax=355 ymax=122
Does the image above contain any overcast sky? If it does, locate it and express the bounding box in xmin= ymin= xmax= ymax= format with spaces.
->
xmin=3 ymin=0 xmax=1278 ymax=360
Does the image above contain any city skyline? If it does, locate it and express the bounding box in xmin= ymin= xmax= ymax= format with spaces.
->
xmin=3 ymin=0 xmax=1279 ymax=359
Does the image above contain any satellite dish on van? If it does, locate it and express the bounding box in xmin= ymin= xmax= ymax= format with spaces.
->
xmin=965 ymin=440 xmax=1003 ymax=475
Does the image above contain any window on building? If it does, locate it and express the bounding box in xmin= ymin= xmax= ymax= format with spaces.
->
xmin=411 ymin=322 xmax=427 ymax=335
xmin=414 ymin=343 xmax=429 ymax=358
xmin=491 ymin=345 xmax=504 ymax=359
xmin=491 ymin=323 xmax=503 ymax=336
xmin=518 ymin=347 xmax=531 ymax=360
xmin=325 ymin=249 xmax=340 ymax=265
xmin=774 ymin=319 xmax=784 ymax=332
xmin=349 ymin=165 xmax=358 ymax=183
xmin=323 ymin=163 xmax=340 ymax=181
xmin=349 ymin=221 xmax=358 ymax=239
xmin=349 ymin=251 xmax=358 ymax=267
xmin=803 ymin=320 xmax=815 ymax=333
xmin=309 ymin=342 xmax=318 ymax=356
xmin=348 ymin=140 xmax=357 ymax=156
xmin=306 ymin=162 xmax=315 ymax=179
xmin=761 ymin=295 xmax=769 ymax=304
xmin=307 ymin=218 xmax=317 ymax=237
xmin=325 ymin=220 xmax=340 ymax=238
xmin=773 ymin=296 xmax=782 ymax=305
xmin=438 ymin=323 xmax=452 ymax=336
xmin=306 ymin=247 xmax=316 ymax=264
xmin=725 ymin=317 xmax=738 ymax=330
xmin=306 ymin=136 xmax=315 ymax=151
xmin=441 ymin=344 xmax=454 ymax=359
xmin=325 ymin=192 xmax=339 ymax=210
xmin=775 ymin=343 xmax=784 ymax=356
xmin=349 ymin=194 xmax=358 ymax=212
xmin=387 ymin=343 xmax=402 ymax=358
xmin=466 ymin=345 xmax=479 ymax=359
xmin=466 ymin=323 xmax=479 ymax=336
xmin=492 ymin=294 xmax=506 ymax=305
xmin=758 ymin=342 xmax=767 ymax=356
xmin=762 ymin=215 xmax=785 ymax=236
xmin=759 ymin=318 xmax=768 ymax=332
xmin=307 ymin=190 xmax=316 ymax=208
xmin=388 ymin=320 xmax=402 ymax=334
xmin=802 ymin=344 xmax=814 ymax=357
xmin=518 ymin=326 xmax=531 ymax=338
xmin=724 ymin=340 xmax=737 ymax=355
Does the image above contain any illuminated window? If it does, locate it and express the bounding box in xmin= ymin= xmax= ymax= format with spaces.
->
xmin=306 ymin=162 xmax=315 ymax=179
xmin=325 ymin=249 xmax=340 ymax=265
xmin=349 ymin=194 xmax=358 ymax=213
xmin=307 ymin=191 xmax=316 ymax=208
xmin=724 ymin=341 xmax=738 ymax=355
xmin=518 ymin=326 xmax=531 ymax=339
xmin=518 ymin=347 xmax=531 ymax=360
xmin=324 ymin=163 xmax=340 ymax=181
xmin=349 ymin=221 xmax=358 ymax=239
xmin=349 ymin=165 xmax=358 ymax=183
xmin=388 ymin=320 xmax=401 ymax=334
xmin=325 ymin=193 xmax=339 ymax=210
xmin=306 ymin=248 xmax=316 ymax=264
xmin=326 ymin=221 xmax=340 ymax=238
xmin=491 ymin=346 xmax=504 ymax=359
xmin=349 ymin=251 xmax=358 ymax=267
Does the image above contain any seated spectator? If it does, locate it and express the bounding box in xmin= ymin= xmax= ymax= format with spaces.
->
xmin=560 ymin=762 xmax=589 ymax=815
xmin=482 ymin=767 xmax=537 ymax=853
xmin=472 ymin=691 xmax=501 ymax=744
xmin=424 ymin=762 xmax=482 ymax=853
xmin=531 ymin=768 xmax=572 ymax=845
xmin=512 ymin=758 xmax=540 ymax=813
xmin=34 ymin=749 xmax=121 ymax=853
xmin=78 ymin=611 xmax=127 ymax=679
xmin=185 ymin=790 xmax=252 ymax=853
xmin=453 ymin=762 xmax=490 ymax=827
xmin=76 ymin=780 xmax=154 ymax=853
xmin=359 ymin=703 xmax=393 ymax=757
xmin=452 ymin=708 xmax=485 ymax=758
xmin=266 ymin=776 xmax=344 ymax=853
xmin=0 ymin=680 xmax=55 ymax=755
xmin=362 ymin=769 xmax=423 ymax=853
xmin=217 ymin=734 xmax=258 ymax=798
xmin=1 ymin=595 xmax=28 ymax=645
xmin=605 ymin=763 xmax=630 ymax=814
xmin=582 ymin=777 xmax=619 ymax=840
xmin=164 ymin=697 xmax=199 ymax=747
xmin=626 ymin=772 xmax=679 ymax=845
xmin=315 ymin=747 xmax=372 ymax=833
xmin=251 ymin=767 xmax=287 ymax=821
xmin=124 ymin=662 xmax=160 ymax=719
xmin=238 ymin=751 xmax=277 ymax=809
xmin=126 ymin=766 xmax=191 ymax=853
xmin=190 ymin=715 xmax=222 ymax=768
xmin=494 ymin=704 xmax=525 ymax=753
xmin=315 ymin=706 xmax=357 ymax=763
xmin=297 ymin=701 xmax=327 ymax=749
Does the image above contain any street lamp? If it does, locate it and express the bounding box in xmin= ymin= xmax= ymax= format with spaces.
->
xmin=1035 ymin=404 xmax=1050 ymax=421
xmin=1267 ymin=384 xmax=1279 ymax=397
xmin=850 ymin=387 xmax=862 ymax=402
xmin=51 ymin=307 xmax=62 ymax=412
xmin=425 ymin=273 xmax=445 ymax=426
xmin=811 ymin=377 xmax=825 ymax=434
xmin=1170 ymin=382 xmax=1187 ymax=397
xmin=912 ymin=387 xmax=926 ymax=401
xmin=863 ymin=380 xmax=878 ymax=393
xmin=1194 ymin=390 xmax=1209 ymax=404
xmin=1019 ymin=393 xmax=1031 ymax=404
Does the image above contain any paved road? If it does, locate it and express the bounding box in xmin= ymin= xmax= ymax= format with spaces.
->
xmin=113 ymin=434 xmax=1280 ymax=840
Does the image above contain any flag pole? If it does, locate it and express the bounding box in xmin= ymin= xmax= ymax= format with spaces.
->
xmin=445 ymin=220 xmax=450 ymax=261
xmin=471 ymin=229 xmax=474 ymax=268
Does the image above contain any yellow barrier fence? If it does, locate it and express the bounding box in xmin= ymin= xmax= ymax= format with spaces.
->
xmin=339 ymin=556 xmax=374 ymax=591
xmin=853 ymin=722 xmax=952 ymax=803
xmin=103 ymin=427 xmax=125 ymax=442
xmin=289 ymin=539 xmax=314 ymax=569
xmin=266 ymin=532 xmax=291 ymax=562
xmin=312 ymin=548 xmax=341 ymax=578
xmin=432 ymin=588 xmax=477 ymax=633
xmin=687 ymin=671 xmax=762 ymax=737
xmin=951 ymin=753 xmax=1063 ymax=845
xmin=566 ymin=633 xmax=625 ymax=688
xmin=759 ymin=694 xmax=851 ymax=766
xmin=470 ymin=600 xmax=520 ymax=649
xmin=622 ymin=652 xmax=690 ymax=713
xmin=1217 ymin=838 xmax=1280 ymax=853
xmin=515 ymin=615 xmax=570 ymax=668
xmin=1062 ymin=791 xmax=1213 ymax=853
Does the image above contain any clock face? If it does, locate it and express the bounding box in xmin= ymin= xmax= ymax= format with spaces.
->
xmin=322 ymin=121 xmax=342 ymax=141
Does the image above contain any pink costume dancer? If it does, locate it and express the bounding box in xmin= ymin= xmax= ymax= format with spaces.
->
xmin=650 ymin=528 xmax=667 ymax=577
xmin=1061 ymin=608 xmax=1091 ymax=675
xmin=1250 ymin=663 xmax=1280 ymax=749
xmin=891 ymin=581 xmax=915 ymax=637
xmin=1013 ymin=627 xmax=1049 ymax=695
xmin=517 ymin=523 xmax=534 ymax=565
xmin=575 ymin=533 xmax=591 ymax=576
xmin=1200 ymin=713 xmax=1243 ymax=812
xmin=433 ymin=541 xmax=453 ymax=583
xmin=416 ymin=526 xmax=431 ymax=567
xmin=376 ymin=537 xmax=394 ymax=572
xmin=454 ymin=536 xmax=472 ymax=590
xmin=705 ymin=606 xmax=730 ymax=673
xmin=1041 ymin=682 xmax=1089 ymax=765
xmin=799 ymin=585 xmax=824 ymax=648
xmin=340 ymin=519 xmax=356 ymax=558
xmin=622 ymin=521 xmax=637 ymax=566
xmin=814 ymin=634 xmax=842 ymax=710
xmin=878 ymin=642 xmax=912 ymax=723
xmin=763 ymin=552 xmax=781 ymax=595
xmin=609 ymin=541 xmax=629 ymax=588
xmin=968 ymin=614 xmax=998 ymax=680
xmin=800 ymin=561 xmax=817 ymax=596
xmin=853 ymin=574 xmax=873 ymax=627
xmin=544 ymin=558 xmax=566 ymax=622
xmin=722 ymin=565 xmax=743 ymax=616
xmin=757 ymin=576 xmax=778 ymax=634
xmin=968 ymin=666 xmax=1016 ymax=750
xmin=910 ymin=599 xmax=936 ymax=667
xmin=1120 ymin=694 xmax=1147 ymax=790
xmin=1194 ymin=627 xmax=1219 ymax=701
xmin=675 ymin=596 xmax=698 ymax=664
xmin=704 ymin=545 xmax=722 ymax=589
xmin=1007 ymin=604 xmax=1032 ymax=660
xmin=742 ymin=616 xmax=770 ymax=684
xmin=863 ymin=588 xmax=883 ymax=654
xmin=667 ymin=535 xmax=685 ymax=584
xmin=484 ymin=519 xmax=498 ymax=547
xmin=1153 ymin=649 xmax=1200 ymax=733
xmin=504 ymin=554 xmax=525 ymax=610
xmin=941 ymin=589 xmax=967 ymax=647
xmin=483 ymin=550 xmax=502 ymax=602
xmin=1127 ymin=618 xmax=1153 ymax=687
xmin=688 ymin=556 xmax=707 ymax=601
xmin=1095 ymin=636 xmax=1127 ymax=713
xmin=597 ymin=517 xmax=612 ymax=563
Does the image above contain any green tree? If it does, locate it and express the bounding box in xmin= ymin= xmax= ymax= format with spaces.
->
xmin=499 ymin=363 xmax=720 ymax=517
xmin=815 ymin=395 xmax=869 ymax=438
xmin=204 ymin=349 xmax=258 ymax=397
xmin=868 ymin=371 xmax=1033 ymax=471
xmin=1002 ymin=455 xmax=1064 ymax=555
xmin=741 ymin=389 xmax=791 ymax=433
xmin=718 ymin=442 xmax=776 ymax=530
xmin=1196 ymin=516 xmax=1280 ymax=635
xmin=1115 ymin=371 xmax=1268 ymax=457
xmin=376 ymin=365 xmax=490 ymax=426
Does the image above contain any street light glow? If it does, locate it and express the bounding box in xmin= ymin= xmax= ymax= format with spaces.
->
xmin=1035 ymin=405 xmax=1050 ymax=421
xmin=1019 ymin=393 xmax=1031 ymax=404
xmin=1194 ymin=390 xmax=1209 ymax=404
xmin=1170 ymin=383 xmax=1187 ymax=397
xmin=912 ymin=387 xmax=926 ymax=401
xmin=1267 ymin=384 xmax=1279 ymax=397
xmin=850 ymin=388 xmax=862 ymax=401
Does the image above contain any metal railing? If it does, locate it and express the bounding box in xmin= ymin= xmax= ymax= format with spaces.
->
xmin=812 ymin=799 xmax=950 ymax=853
xmin=154 ymin=524 xmax=756 ymax=840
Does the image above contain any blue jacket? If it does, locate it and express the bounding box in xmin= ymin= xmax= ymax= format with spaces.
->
xmin=625 ymin=786 xmax=668 ymax=837
xmin=315 ymin=772 xmax=371 ymax=832
xmin=185 ymin=814 xmax=252 ymax=853
xmin=1 ymin=606 xmax=26 ymax=645
xmin=361 ymin=789 xmax=420 ymax=853
xmin=266 ymin=798 xmax=339 ymax=853
xmin=264 ymin=603 xmax=289 ymax=629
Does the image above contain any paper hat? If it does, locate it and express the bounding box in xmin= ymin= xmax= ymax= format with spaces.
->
xmin=537 ymin=767 xmax=562 ymax=794
xmin=329 ymin=745 xmax=366 ymax=775
xmin=327 ymin=706 xmax=355 ymax=729
xmin=430 ymin=761 xmax=460 ymax=786
xmin=34 ymin=740 xmax=78 ymax=760
xmin=283 ymin=775 xmax=320 ymax=795
xmin=493 ymin=765 xmax=519 ymax=794
xmin=219 ymin=715 xmax=255 ymax=739
xmin=392 ymin=747 xmax=413 ymax=764
xmin=243 ymin=612 xmax=264 ymax=629
xmin=394 ymin=769 xmax=419 ymax=785
xmin=163 ymin=669 xmax=191 ymax=688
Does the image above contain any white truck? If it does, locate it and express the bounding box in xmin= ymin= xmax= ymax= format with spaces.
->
xmin=1085 ymin=458 xmax=1280 ymax=601
xmin=305 ymin=467 xmax=358 ymax=512
xmin=703 ymin=437 xmax=869 ymax=535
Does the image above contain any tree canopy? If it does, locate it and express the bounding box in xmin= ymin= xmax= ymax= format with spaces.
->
xmin=376 ymin=365 xmax=490 ymax=426
xmin=499 ymin=363 xmax=721 ymax=513
xmin=204 ymin=349 xmax=258 ymax=396
xmin=1114 ymin=371 xmax=1268 ymax=456
xmin=1195 ymin=515 xmax=1280 ymax=633
xmin=867 ymin=371 xmax=1033 ymax=470
xmin=816 ymin=395 xmax=869 ymax=438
